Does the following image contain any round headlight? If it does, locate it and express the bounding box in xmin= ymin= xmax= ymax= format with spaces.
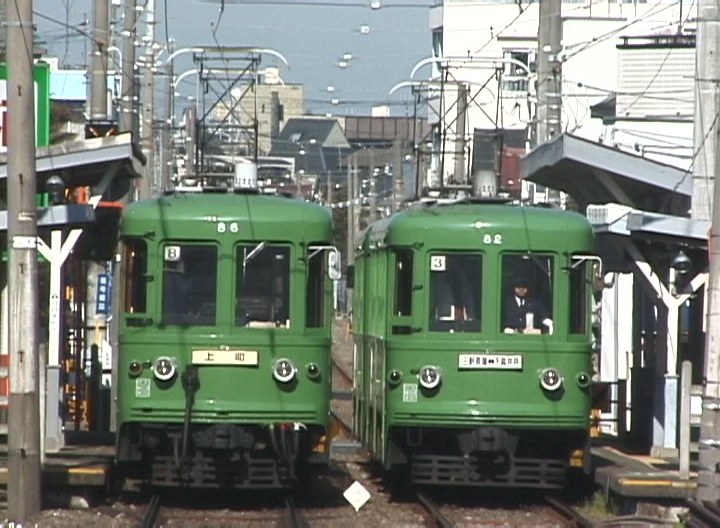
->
xmin=387 ymin=369 xmax=402 ymax=386
xmin=272 ymin=358 xmax=297 ymax=383
xmin=153 ymin=356 xmax=177 ymax=382
xmin=540 ymin=368 xmax=563 ymax=392
xmin=576 ymin=372 xmax=591 ymax=388
xmin=128 ymin=361 xmax=143 ymax=377
xmin=306 ymin=362 xmax=321 ymax=380
xmin=418 ymin=365 xmax=441 ymax=390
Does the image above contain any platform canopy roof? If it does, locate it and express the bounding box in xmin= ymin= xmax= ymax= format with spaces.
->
xmin=521 ymin=133 xmax=690 ymax=216
xmin=0 ymin=133 xmax=145 ymax=232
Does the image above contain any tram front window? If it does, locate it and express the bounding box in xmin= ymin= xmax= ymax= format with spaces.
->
xmin=235 ymin=244 xmax=291 ymax=328
xmin=429 ymin=253 xmax=482 ymax=332
xmin=162 ymin=244 xmax=218 ymax=326
xmin=501 ymin=253 xmax=554 ymax=335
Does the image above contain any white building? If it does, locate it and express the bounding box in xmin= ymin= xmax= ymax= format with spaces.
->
xmin=424 ymin=0 xmax=690 ymax=190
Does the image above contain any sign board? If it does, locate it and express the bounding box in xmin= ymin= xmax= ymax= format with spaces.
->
xmin=0 ymin=62 xmax=51 ymax=152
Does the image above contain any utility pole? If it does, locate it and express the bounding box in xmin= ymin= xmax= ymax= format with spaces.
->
xmin=90 ymin=0 xmax=109 ymax=120
xmin=536 ymin=0 xmax=562 ymax=144
xmin=82 ymin=0 xmax=112 ymax=439
xmin=453 ymin=83 xmax=467 ymax=187
xmin=160 ymin=38 xmax=175 ymax=192
xmin=6 ymin=0 xmax=42 ymax=520
xmin=696 ymin=0 xmax=720 ymax=503
xmin=346 ymin=157 xmax=355 ymax=267
xmin=392 ymin=136 xmax=403 ymax=213
xmin=120 ymin=0 xmax=138 ymax=137
xmin=138 ymin=0 xmax=155 ymax=199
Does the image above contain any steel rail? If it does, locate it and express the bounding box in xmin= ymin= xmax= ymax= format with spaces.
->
xmin=140 ymin=494 xmax=161 ymax=528
xmin=544 ymin=495 xmax=594 ymax=528
xmin=416 ymin=491 xmax=453 ymax=528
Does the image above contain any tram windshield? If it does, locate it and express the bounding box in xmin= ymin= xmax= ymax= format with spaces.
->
xmin=235 ymin=244 xmax=291 ymax=328
xmin=501 ymin=253 xmax=554 ymax=335
xmin=162 ymin=244 xmax=218 ymax=326
xmin=428 ymin=253 xmax=482 ymax=332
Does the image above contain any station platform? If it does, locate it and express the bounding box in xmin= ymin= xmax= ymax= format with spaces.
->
xmin=0 ymin=441 xmax=114 ymax=489
xmin=591 ymin=437 xmax=696 ymax=500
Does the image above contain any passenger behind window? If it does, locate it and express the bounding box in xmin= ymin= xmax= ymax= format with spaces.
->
xmin=502 ymin=278 xmax=553 ymax=334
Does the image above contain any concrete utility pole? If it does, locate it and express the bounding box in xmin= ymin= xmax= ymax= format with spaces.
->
xmin=160 ymin=38 xmax=175 ymax=192
xmin=6 ymin=0 xmax=42 ymax=520
xmin=138 ymin=0 xmax=155 ymax=199
xmin=453 ymin=83 xmax=467 ymax=186
xmin=696 ymin=0 xmax=720 ymax=503
xmin=536 ymin=0 xmax=563 ymax=144
xmin=90 ymin=0 xmax=109 ymax=120
xmin=120 ymin=0 xmax=138 ymax=136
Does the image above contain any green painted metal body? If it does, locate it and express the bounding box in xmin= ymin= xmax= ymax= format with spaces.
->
xmin=117 ymin=191 xmax=334 ymax=437
xmin=352 ymin=202 xmax=596 ymax=476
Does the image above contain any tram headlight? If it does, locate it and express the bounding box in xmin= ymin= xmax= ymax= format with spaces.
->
xmin=128 ymin=361 xmax=143 ymax=377
xmin=576 ymin=372 xmax=591 ymax=389
xmin=540 ymin=368 xmax=563 ymax=392
xmin=306 ymin=362 xmax=321 ymax=380
xmin=418 ymin=365 xmax=441 ymax=390
xmin=387 ymin=369 xmax=403 ymax=386
xmin=272 ymin=358 xmax=297 ymax=383
xmin=153 ymin=356 xmax=177 ymax=382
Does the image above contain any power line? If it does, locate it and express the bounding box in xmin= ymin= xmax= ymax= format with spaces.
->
xmin=199 ymin=0 xmax=431 ymax=7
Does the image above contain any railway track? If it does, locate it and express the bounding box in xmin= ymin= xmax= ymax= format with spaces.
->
xmin=139 ymin=494 xmax=161 ymax=528
xmin=137 ymin=492 xmax=309 ymax=527
xmin=543 ymin=495 xmax=595 ymax=527
xmin=416 ymin=491 xmax=454 ymax=528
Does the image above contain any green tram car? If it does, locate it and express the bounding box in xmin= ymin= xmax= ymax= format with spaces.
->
xmin=115 ymin=188 xmax=340 ymax=488
xmin=351 ymin=200 xmax=598 ymax=489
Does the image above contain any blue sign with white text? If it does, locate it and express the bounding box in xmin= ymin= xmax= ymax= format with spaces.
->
xmin=96 ymin=273 xmax=111 ymax=314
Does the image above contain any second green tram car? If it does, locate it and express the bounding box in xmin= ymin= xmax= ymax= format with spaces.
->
xmin=115 ymin=189 xmax=340 ymax=488
xmin=351 ymin=200 xmax=598 ymax=488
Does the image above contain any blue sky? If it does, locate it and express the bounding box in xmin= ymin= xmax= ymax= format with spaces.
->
xmin=33 ymin=0 xmax=432 ymax=116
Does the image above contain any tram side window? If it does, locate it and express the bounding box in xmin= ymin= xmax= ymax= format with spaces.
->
xmin=306 ymin=246 xmax=326 ymax=328
xmin=162 ymin=244 xmax=218 ymax=326
xmin=122 ymin=238 xmax=147 ymax=313
xmin=394 ymin=250 xmax=413 ymax=316
xmin=501 ymin=253 xmax=554 ymax=335
xmin=236 ymin=245 xmax=291 ymax=328
xmin=569 ymin=258 xmax=588 ymax=334
xmin=429 ymin=253 xmax=481 ymax=332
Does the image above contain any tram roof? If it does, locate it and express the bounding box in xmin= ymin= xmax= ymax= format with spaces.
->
xmin=360 ymin=201 xmax=593 ymax=250
xmin=122 ymin=191 xmax=333 ymax=238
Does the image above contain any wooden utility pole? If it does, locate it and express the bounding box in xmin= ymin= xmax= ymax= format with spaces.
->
xmin=536 ymin=0 xmax=562 ymax=144
xmin=697 ymin=0 xmax=720 ymax=502
xmin=6 ymin=0 xmax=42 ymax=519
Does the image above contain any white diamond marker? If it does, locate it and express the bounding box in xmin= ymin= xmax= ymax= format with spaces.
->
xmin=343 ymin=480 xmax=371 ymax=511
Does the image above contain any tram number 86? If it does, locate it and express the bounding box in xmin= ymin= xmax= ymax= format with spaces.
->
xmin=218 ymin=222 xmax=240 ymax=233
